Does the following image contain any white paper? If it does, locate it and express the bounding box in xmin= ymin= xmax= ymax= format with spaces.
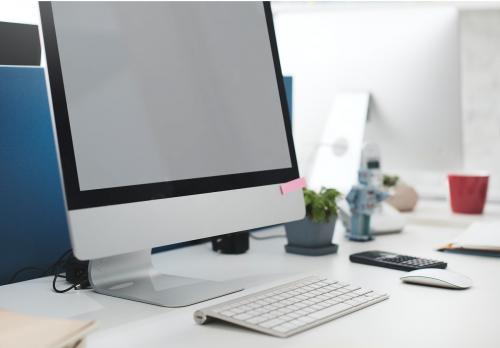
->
xmin=452 ymin=222 xmax=500 ymax=250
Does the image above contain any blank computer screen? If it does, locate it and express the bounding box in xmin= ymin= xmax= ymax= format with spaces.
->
xmin=51 ymin=2 xmax=292 ymax=191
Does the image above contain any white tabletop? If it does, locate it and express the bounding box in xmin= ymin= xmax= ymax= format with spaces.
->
xmin=1 ymin=200 xmax=500 ymax=347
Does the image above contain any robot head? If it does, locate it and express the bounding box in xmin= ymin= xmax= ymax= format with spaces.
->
xmin=361 ymin=143 xmax=381 ymax=171
xmin=360 ymin=142 xmax=383 ymax=187
xmin=358 ymin=169 xmax=375 ymax=185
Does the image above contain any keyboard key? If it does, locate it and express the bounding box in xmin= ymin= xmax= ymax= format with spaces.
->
xmin=259 ymin=314 xmax=274 ymax=321
xmin=287 ymin=312 xmax=302 ymax=319
xmin=344 ymin=299 xmax=360 ymax=306
xmin=328 ymin=290 xmax=342 ymax=297
xmin=247 ymin=316 xmax=269 ymax=324
xmin=273 ymin=324 xmax=294 ymax=333
xmin=297 ymin=316 xmax=316 ymax=324
xmin=324 ymin=299 xmax=341 ymax=306
xmin=307 ymin=303 xmax=352 ymax=320
xmin=365 ymin=292 xmax=385 ymax=299
xmin=233 ymin=313 xmax=254 ymax=321
xmin=252 ymin=308 xmax=267 ymax=315
xmin=289 ymin=319 xmax=306 ymax=327
xmin=353 ymin=288 xmax=371 ymax=296
xmin=259 ymin=318 xmax=286 ymax=328
xmin=342 ymin=293 xmax=358 ymax=300
xmin=336 ymin=288 xmax=351 ymax=294
xmin=232 ymin=307 xmax=247 ymax=314
xmin=344 ymin=285 xmax=360 ymax=291
xmin=279 ymin=314 xmax=295 ymax=321
xmin=266 ymin=310 xmax=283 ymax=318
xmin=278 ymin=307 xmax=293 ymax=315
xmin=301 ymin=307 xmax=315 ymax=314
xmin=311 ymin=304 xmax=324 ymax=311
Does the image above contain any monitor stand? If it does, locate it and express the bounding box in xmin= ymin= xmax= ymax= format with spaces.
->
xmin=88 ymin=250 xmax=243 ymax=307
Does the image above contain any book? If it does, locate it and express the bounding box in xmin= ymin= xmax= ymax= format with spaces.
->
xmin=0 ymin=309 xmax=96 ymax=348
xmin=439 ymin=221 xmax=500 ymax=254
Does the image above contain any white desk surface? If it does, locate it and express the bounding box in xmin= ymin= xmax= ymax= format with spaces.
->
xmin=1 ymin=200 xmax=500 ymax=347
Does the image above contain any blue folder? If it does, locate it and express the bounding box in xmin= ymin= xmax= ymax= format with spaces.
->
xmin=0 ymin=67 xmax=70 ymax=285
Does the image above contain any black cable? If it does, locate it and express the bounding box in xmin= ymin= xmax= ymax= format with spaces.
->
xmin=51 ymin=249 xmax=88 ymax=293
xmin=7 ymin=248 xmax=88 ymax=294
xmin=47 ymin=249 xmax=73 ymax=275
xmin=7 ymin=248 xmax=74 ymax=285
xmin=52 ymin=272 xmax=81 ymax=293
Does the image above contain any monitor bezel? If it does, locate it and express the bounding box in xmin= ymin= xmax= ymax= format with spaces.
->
xmin=40 ymin=1 xmax=299 ymax=210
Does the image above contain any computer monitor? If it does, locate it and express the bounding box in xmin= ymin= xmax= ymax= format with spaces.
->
xmin=39 ymin=1 xmax=304 ymax=307
xmin=274 ymin=6 xmax=462 ymax=197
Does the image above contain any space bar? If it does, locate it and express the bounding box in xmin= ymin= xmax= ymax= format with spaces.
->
xmin=308 ymin=303 xmax=352 ymax=320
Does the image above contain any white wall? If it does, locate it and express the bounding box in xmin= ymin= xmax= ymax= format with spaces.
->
xmin=273 ymin=6 xmax=463 ymax=182
xmin=0 ymin=1 xmax=39 ymax=25
xmin=461 ymin=10 xmax=500 ymax=199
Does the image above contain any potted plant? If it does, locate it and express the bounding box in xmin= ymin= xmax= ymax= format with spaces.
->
xmin=285 ymin=187 xmax=342 ymax=256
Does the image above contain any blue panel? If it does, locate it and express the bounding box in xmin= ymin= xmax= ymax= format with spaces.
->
xmin=283 ymin=75 xmax=293 ymax=122
xmin=0 ymin=67 xmax=70 ymax=285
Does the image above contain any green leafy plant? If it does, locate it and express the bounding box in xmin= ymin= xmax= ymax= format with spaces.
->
xmin=303 ymin=188 xmax=342 ymax=224
xmin=383 ymin=174 xmax=399 ymax=188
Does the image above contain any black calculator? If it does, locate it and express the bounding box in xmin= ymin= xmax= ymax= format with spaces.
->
xmin=350 ymin=250 xmax=447 ymax=271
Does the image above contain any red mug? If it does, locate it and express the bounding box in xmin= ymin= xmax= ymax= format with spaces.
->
xmin=448 ymin=173 xmax=489 ymax=214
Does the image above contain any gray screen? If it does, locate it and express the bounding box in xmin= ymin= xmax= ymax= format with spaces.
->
xmin=51 ymin=2 xmax=292 ymax=191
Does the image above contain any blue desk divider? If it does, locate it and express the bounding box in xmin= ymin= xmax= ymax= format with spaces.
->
xmin=0 ymin=67 xmax=71 ymax=285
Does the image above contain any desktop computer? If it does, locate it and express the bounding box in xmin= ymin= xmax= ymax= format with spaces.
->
xmin=40 ymin=3 xmax=390 ymax=336
xmin=39 ymin=1 xmax=304 ymax=307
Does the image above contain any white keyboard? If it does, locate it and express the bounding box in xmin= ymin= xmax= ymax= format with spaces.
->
xmin=194 ymin=276 xmax=388 ymax=337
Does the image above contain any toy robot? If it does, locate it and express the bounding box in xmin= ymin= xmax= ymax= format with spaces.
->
xmin=345 ymin=169 xmax=389 ymax=241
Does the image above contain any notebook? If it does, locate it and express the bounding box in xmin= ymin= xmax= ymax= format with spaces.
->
xmin=439 ymin=222 xmax=500 ymax=253
xmin=0 ymin=309 xmax=96 ymax=348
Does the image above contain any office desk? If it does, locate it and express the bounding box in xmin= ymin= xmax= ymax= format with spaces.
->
xmin=1 ymin=200 xmax=500 ymax=347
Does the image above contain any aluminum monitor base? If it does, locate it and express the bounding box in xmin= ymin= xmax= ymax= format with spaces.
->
xmin=88 ymin=250 xmax=243 ymax=307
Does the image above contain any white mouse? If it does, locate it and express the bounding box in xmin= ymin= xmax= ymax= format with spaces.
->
xmin=401 ymin=268 xmax=472 ymax=289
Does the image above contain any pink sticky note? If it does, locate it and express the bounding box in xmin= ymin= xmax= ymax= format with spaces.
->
xmin=280 ymin=177 xmax=306 ymax=195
